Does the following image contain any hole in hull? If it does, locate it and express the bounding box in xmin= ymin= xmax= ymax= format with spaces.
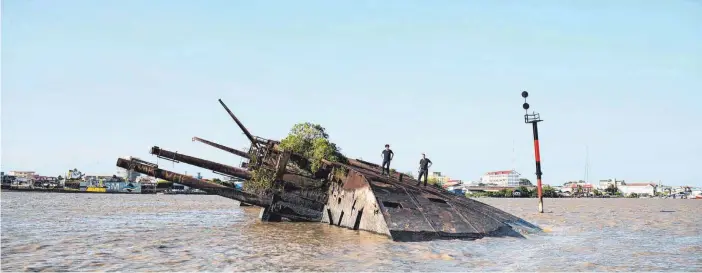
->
xmin=338 ymin=211 xmax=345 ymax=226
xmin=382 ymin=201 xmax=403 ymax=209
xmin=353 ymin=209 xmax=364 ymax=230
xmin=427 ymin=197 xmax=447 ymax=204
xmin=327 ymin=209 xmax=334 ymax=225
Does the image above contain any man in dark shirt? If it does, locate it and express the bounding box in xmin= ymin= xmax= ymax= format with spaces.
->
xmin=380 ymin=144 xmax=394 ymax=176
xmin=417 ymin=153 xmax=432 ymax=186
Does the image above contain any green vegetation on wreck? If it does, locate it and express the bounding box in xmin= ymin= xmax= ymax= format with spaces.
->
xmin=247 ymin=168 xmax=276 ymax=192
xmin=245 ymin=122 xmax=348 ymax=192
xmin=279 ymin=122 xmax=347 ymax=172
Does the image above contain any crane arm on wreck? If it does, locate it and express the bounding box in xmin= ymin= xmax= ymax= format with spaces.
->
xmin=115 ymin=99 xmax=542 ymax=242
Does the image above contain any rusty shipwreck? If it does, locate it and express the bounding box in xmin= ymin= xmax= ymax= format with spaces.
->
xmin=116 ymin=99 xmax=541 ymax=242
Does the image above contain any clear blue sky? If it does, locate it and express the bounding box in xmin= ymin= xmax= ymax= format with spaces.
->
xmin=2 ymin=1 xmax=701 ymax=186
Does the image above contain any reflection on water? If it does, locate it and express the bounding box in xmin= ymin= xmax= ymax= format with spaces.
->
xmin=2 ymin=192 xmax=701 ymax=271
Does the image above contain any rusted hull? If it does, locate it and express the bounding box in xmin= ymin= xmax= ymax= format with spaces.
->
xmin=322 ymin=161 xmax=541 ymax=242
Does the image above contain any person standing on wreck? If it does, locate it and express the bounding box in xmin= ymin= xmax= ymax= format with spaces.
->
xmin=380 ymin=144 xmax=394 ymax=176
xmin=417 ymin=153 xmax=432 ymax=186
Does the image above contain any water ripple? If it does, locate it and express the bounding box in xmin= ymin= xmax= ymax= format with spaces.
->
xmin=2 ymin=192 xmax=701 ymax=271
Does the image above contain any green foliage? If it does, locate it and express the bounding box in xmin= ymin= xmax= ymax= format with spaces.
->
xmin=498 ymin=188 xmax=514 ymax=197
xmin=627 ymin=192 xmax=639 ymax=198
xmin=605 ymin=184 xmax=619 ymax=195
xmin=466 ymin=191 xmax=489 ymax=198
xmin=519 ymin=178 xmax=532 ymax=186
xmin=466 ymin=190 xmax=500 ymax=198
xmin=279 ymin=122 xmax=346 ymax=173
xmin=333 ymin=166 xmax=349 ymax=181
xmin=210 ymin=178 xmax=235 ymax=187
xmin=427 ymin=177 xmax=439 ymax=185
xmin=543 ymin=185 xmax=558 ymax=198
xmin=489 ymin=191 xmax=505 ymax=197
xmin=516 ymin=186 xmax=529 ymax=195
xmin=246 ymin=169 xmax=276 ymax=193
xmin=466 ymin=186 xmax=560 ymax=198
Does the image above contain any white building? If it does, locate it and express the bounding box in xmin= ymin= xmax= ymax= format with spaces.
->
xmin=8 ymin=171 xmax=36 ymax=178
xmin=618 ymin=183 xmax=657 ymax=196
xmin=116 ymin=168 xmax=141 ymax=182
xmin=598 ymin=178 xmax=625 ymax=190
xmin=480 ymin=170 xmax=521 ymax=187
xmin=137 ymin=176 xmax=156 ymax=183
xmin=428 ymin=172 xmax=451 ymax=185
xmin=441 ymin=179 xmax=462 ymax=189
xmin=464 ymin=180 xmax=481 ymax=186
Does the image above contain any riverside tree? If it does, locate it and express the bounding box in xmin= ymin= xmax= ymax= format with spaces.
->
xmin=605 ymin=184 xmax=619 ymax=195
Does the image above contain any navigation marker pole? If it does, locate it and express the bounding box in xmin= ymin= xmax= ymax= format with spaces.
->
xmin=521 ymin=91 xmax=545 ymax=213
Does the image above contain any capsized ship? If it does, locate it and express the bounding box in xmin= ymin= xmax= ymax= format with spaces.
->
xmin=116 ymin=99 xmax=541 ymax=242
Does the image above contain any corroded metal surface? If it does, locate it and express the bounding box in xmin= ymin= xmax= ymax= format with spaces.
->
xmin=116 ymin=158 xmax=324 ymax=222
xmin=150 ymin=146 xmax=320 ymax=190
xmin=192 ymin=137 xmax=251 ymax=159
xmin=218 ymin=99 xmax=259 ymax=146
xmin=339 ymin=159 xmax=541 ymax=241
xmin=341 ymin=169 xmax=367 ymax=190
xmin=151 ymin=146 xmax=251 ymax=179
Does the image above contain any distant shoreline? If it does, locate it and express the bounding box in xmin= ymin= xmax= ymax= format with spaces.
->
xmin=0 ymin=188 xmax=211 ymax=195
xmin=1 ymin=188 xmax=152 ymax=194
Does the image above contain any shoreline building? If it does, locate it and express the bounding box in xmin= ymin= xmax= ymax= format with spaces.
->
xmin=561 ymin=181 xmax=595 ymax=195
xmin=428 ymin=172 xmax=451 ymax=185
xmin=480 ymin=170 xmax=521 ymax=187
xmin=598 ymin=178 xmax=626 ymax=189
xmin=618 ymin=182 xmax=658 ymax=196
xmin=116 ymin=168 xmax=140 ymax=182
xmin=442 ymin=179 xmax=465 ymax=195
xmin=8 ymin=171 xmax=36 ymax=178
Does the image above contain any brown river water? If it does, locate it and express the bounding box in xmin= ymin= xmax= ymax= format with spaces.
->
xmin=1 ymin=192 xmax=701 ymax=272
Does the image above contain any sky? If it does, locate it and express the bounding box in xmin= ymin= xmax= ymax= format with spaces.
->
xmin=2 ymin=0 xmax=701 ymax=187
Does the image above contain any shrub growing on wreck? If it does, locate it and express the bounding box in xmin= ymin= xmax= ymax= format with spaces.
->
xmin=244 ymin=122 xmax=347 ymax=192
xmin=243 ymin=146 xmax=277 ymax=192
xmin=246 ymin=168 xmax=276 ymax=192
xmin=279 ymin=122 xmax=347 ymax=173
